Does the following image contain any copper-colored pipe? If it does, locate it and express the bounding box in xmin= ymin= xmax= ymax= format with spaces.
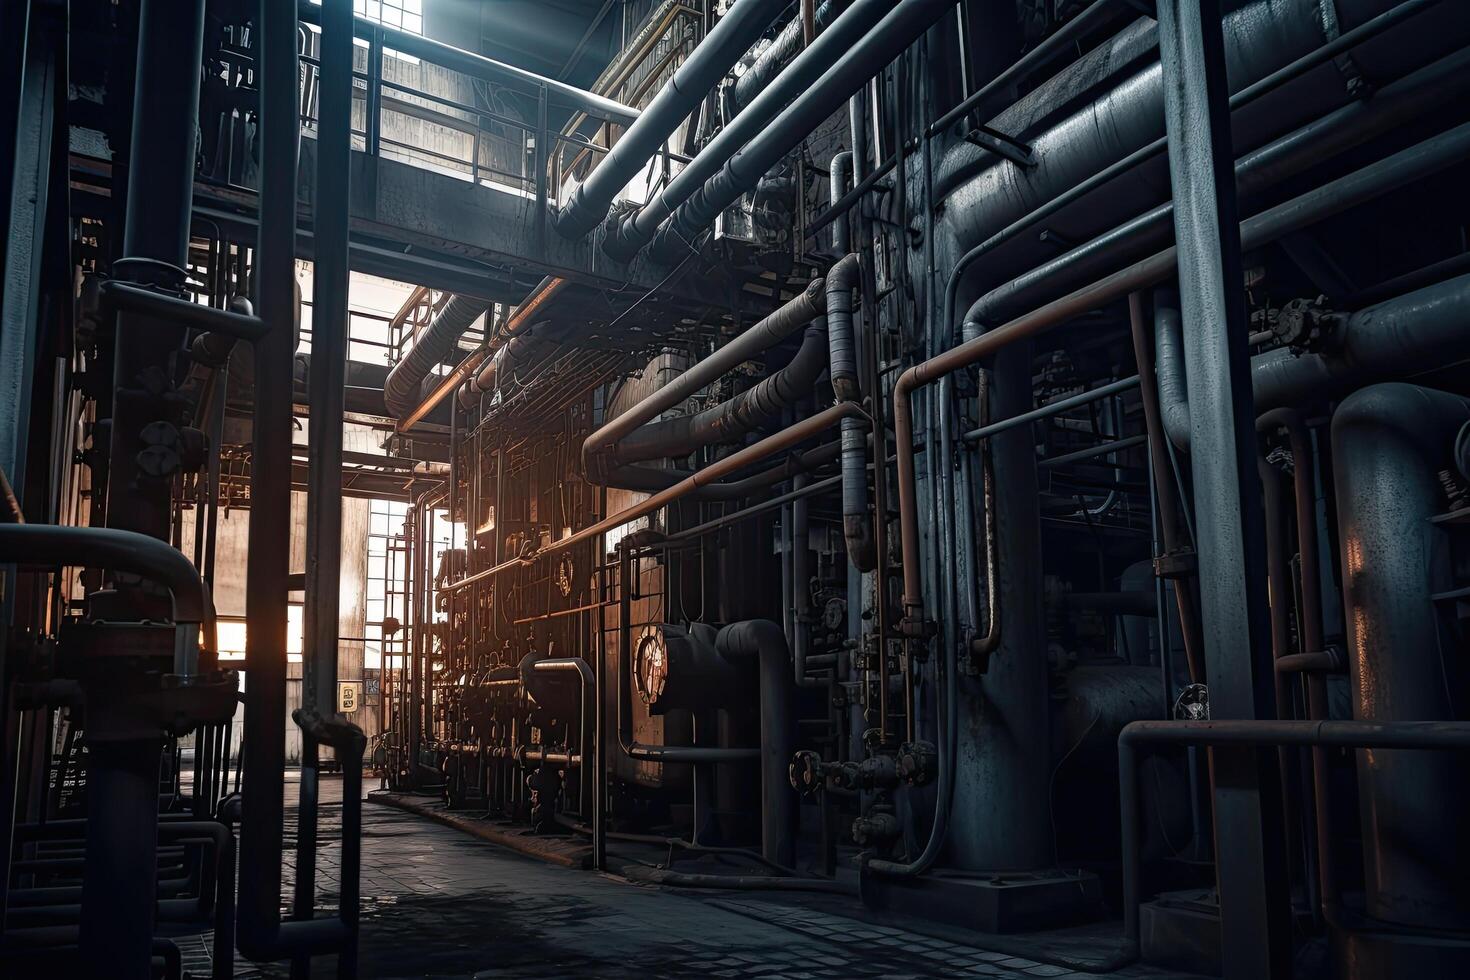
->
xmin=445 ymin=402 xmax=870 ymax=594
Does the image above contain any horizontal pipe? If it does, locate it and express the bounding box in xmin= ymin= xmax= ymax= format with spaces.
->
xmin=449 ymin=401 xmax=868 ymax=594
xmin=1120 ymin=719 xmax=1470 ymax=948
xmin=963 ymin=375 xmax=1140 ymax=443
xmin=101 ymin=282 xmax=267 ymax=341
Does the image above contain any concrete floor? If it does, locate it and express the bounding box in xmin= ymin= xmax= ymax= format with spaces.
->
xmin=174 ymin=775 xmax=1194 ymax=979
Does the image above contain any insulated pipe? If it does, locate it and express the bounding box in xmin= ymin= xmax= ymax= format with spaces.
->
xmin=605 ymin=0 xmax=891 ymax=259
xmin=932 ymin=0 xmax=1452 ymax=242
xmin=828 ymin=151 xmax=853 ymax=254
xmin=650 ymin=0 xmax=953 ymax=262
xmin=730 ymin=0 xmax=852 ymax=110
xmin=611 ymin=321 xmax=830 ymax=466
xmin=383 ymin=295 xmax=491 ymax=419
xmin=824 ymin=254 xmax=872 ymax=572
xmin=582 ymin=277 xmax=828 ymax=480
xmin=715 ymin=620 xmax=797 ymax=869
xmin=1157 ymin=272 xmax=1470 ymax=449
xmin=893 ymin=120 xmax=1470 ymax=633
xmin=1330 ymin=383 xmax=1470 ymax=930
xmin=556 ymin=0 xmax=789 ymax=239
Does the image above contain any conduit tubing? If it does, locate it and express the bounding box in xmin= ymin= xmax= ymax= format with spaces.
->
xmin=383 ymin=295 xmax=491 ymax=419
xmin=605 ymin=0 xmax=891 ymax=259
xmin=556 ymin=0 xmax=789 ymax=239
xmin=963 ymin=41 xmax=1470 ymax=334
xmin=895 ymin=120 xmax=1470 ymax=630
xmin=650 ymin=0 xmax=952 ymax=261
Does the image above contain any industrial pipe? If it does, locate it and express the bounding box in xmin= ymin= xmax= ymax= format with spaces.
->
xmin=895 ymin=120 xmax=1470 ymax=632
xmin=383 ymin=295 xmax=491 ymax=419
xmin=582 ymin=277 xmax=828 ymax=480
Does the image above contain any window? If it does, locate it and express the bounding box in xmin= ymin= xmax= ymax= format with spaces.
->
xmin=309 ymin=0 xmax=423 ymax=37
xmin=355 ymin=0 xmax=423 ymax=35
xmin=365 ymin=498 xmax=411 ymax=670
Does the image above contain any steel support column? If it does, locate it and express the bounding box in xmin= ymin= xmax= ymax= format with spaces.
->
xmin=293 ymin=0 xmax=355 ymax=975
xmin=1156 ymin=1 xmax=1291 ymax=975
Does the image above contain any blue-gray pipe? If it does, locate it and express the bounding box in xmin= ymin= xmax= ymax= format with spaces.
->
xmin=605 ymin=0 xmax=891 ymax=259
xmin=557 ymin=0 xmax=789 ymax=240
xmin=828 ymin=150 xmax=852 ymax=254
xmin=1157 ymin=272 xmax=1470 ymax=449
xmin=649 ymin=0 xmax=953 ymax=263
xmin=1331 ymin=383 xmax=1470 ymax=929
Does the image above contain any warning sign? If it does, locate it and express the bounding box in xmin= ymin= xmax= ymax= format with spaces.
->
xmin=338 ymin=681 xmax=362 ymax=713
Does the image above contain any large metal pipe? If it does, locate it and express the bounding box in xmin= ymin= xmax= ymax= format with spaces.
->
xmin=1330 ymin=383 xmax=1470 ymax=930
xmin=963 ymin=41 xmax=1470 ymax=333
xmin=934 ymin=0 xmax=1465 ymax=345
xmin=604 ymin=0 xmax=891 ymax=259
xmin=383 ymin=295 xmax=491 ymax=419
xmin=1157 ymin=273 xmax=1470 ymax=449
xmin=556 ymin=0 xmax=789 ymax=239
xmin=714 ymin=620 xmax=797 ymax=868
xmin=649 ymin=0 xmax=953 ymax=262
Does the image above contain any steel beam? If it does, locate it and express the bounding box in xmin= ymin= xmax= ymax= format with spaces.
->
xmin=1155 ymin=1 xmax=1291 ymax=974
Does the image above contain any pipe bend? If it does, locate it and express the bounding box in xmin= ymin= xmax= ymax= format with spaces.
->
xmin=1330 ymin=382 xmax=1470 ymax=458
xmin=0 ymin=524 xmax=211 ymax=627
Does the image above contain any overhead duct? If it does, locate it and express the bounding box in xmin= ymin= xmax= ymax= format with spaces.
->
xmin=554 ymin=0 xmax=790 ymax=240
xmin=383 ymin=295 xmax=491 ymax=420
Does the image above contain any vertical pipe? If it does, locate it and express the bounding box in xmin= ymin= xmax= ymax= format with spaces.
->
xmin=1330 ymin=384 xmax=1470 ymax=929
xmin=1156 ymin=1 xmax=1290 ymax=972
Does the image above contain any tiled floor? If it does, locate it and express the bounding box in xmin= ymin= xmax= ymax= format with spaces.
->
xmin=173 ymin=776 xmax=1194 ymax=979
